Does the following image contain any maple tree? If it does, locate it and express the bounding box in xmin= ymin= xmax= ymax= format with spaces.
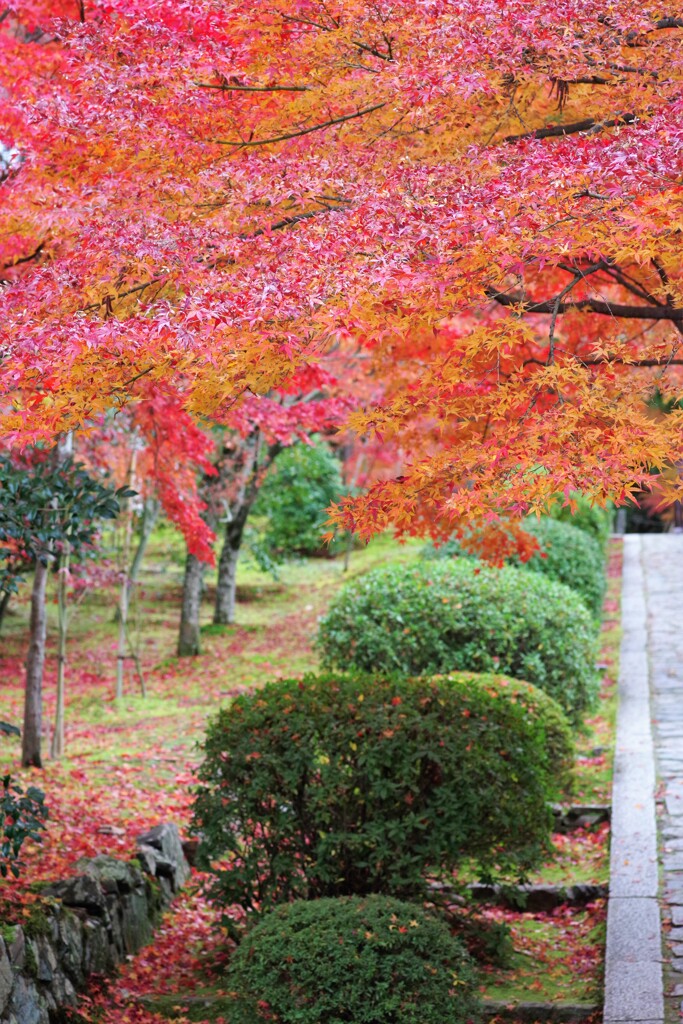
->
xmin=0 ymin=2 xmax=682 ymax=545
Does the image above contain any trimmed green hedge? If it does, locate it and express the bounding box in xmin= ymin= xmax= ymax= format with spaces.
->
xmin=317 ymin=561 xmax=598 ymax=721
xmin=226 ymin=895 xmax=481 ymax=1024
xmin=508 ymin=517 xmax=606 ymax=618
xmin=193 ymin=672 xmax=572 ymax=919
xmin=422 ymin=518 xmax=606 ymax=618
xmin=547 ymin=494 xmax=613 ymax=548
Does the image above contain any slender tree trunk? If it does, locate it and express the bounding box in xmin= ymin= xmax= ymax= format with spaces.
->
xmin=214 ymin=517 xmax=248 ymax=625
xmin=0 ymin=590 xmax=11 ymax=631
xmin=50 ymin=542 xmax=69 ymax=759
xmin=213 ymin=432 xmax=280 ymax=625
xmin=22 ymin=559 xmax=49 ymax=768
xmin=214 ymin=538 xmax=240 ymax=625
xmin=116 ymin=451 xmax=137 ymax=699
xmin=178 ymin=553 xmax=206 ymax=656
xmin=129 ymin=497 xmax=159 ymax=583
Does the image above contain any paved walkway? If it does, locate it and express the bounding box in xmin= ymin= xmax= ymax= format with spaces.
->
xmin=605 ymin=535 xmax=683 ymax=1024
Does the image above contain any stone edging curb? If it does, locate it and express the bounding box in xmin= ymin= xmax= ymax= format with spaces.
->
xmin=603 ymin=535 xmax=663 ymax=1024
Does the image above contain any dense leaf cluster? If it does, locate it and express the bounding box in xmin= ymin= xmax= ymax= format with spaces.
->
xmin=317 ymin=562 xmax=598 ymax=722
xmin=226 ymin=895 xmax=480 ymax=1024
xmin=1 ymin=775 xmax=48 ymax=879
xmin=0 ymin=454 xmax=125 ymax=595
xmin=193 ymin=672 xmax=571 ymax=920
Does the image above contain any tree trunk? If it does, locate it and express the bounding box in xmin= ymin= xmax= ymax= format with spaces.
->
xmin=213 ymin=518 xmax=246 ymax=625
xmin=22 ymin=559 xmax=49 ymax=768
xmin=0 ymin=590 xmax=11 ymax=631
xmin=178 ymin=553 xmax=206 ymax=657
xmin=51 ymin=542 xmax=69 ymax=760
xmin=213 ymin=432 xmax=280 ymax=626
xmin=116 ymin=450 xmax=137 ymax=699
xmin=129 ymin=497 xmax=159 ymax=583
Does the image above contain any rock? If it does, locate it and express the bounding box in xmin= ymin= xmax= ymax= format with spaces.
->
xmin=79 ymin=854 xmax=145 ymax=896
xmin=0 ymin=823 xmax=190 ymax=1024
xmin=181 ymin=838 xmax=201 ymax=867
xmin=136 ymin=843 xmax=175 ymax=882
xmin=96 ymin=825 xmax=125 ymax=836
xmin=9 ymin=928 xmax=26 ymax=971
xmin=136 ymin=823 xmax=191 ymax=892
xmin=0 ymin=940 xmax=13 ymax=1014
xmin=34 ymin=938 xmax=57 ymax=984
xmin=7 ymin=975 xmax=46 ymax=1024
xmin=551 ymin=803 xmax=611 ymax=833
xmin=43 ymin=876 xmax=108 ymax=917
xmin=482 ymin=999 xmax=599 ymax=1022
xmin=56 ymin=910 xmax=85 ymax=987
xmin=467 ymin=881 xmax=608 ymax=912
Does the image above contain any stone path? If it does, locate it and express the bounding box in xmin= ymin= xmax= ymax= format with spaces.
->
xmin=605 ymin=535 xmax=683 ymax=1024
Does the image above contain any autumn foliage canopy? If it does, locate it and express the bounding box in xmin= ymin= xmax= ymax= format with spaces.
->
xmin=1 ymin=1 xmax=682 ymax=537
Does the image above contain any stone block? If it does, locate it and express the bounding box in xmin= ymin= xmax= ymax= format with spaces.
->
xmin=606 ymin=897 xmax=661 ymax=962
xmin=43 ymin=875 xmax=108 ymax=917
xmin=136 ymin=823 xmax=191 ymax=893
xmin=604 ymin=960 xmax=664 ymax=1020
xmin=0 ymin=940 xmax=12 ymax=1015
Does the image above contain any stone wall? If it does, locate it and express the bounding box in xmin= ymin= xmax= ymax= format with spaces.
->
xmin=0 ymin=823 xmax=191 ymax=1024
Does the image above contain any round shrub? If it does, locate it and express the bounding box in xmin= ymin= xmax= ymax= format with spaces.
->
xmin=226 ymin=895 xmax=481 ymax=1024
xmin=422 ymin=519 xmax=605 ymax=618
xmin=509 ymin=518 xmax=606 ymax=618
xmin=252 ymin=440 xmax=345 ymax=560
xmin=317 ymin=562 xmax=598 ymax=722
xmin=193 ymin=672 xmax=572 ymax=916
xmin=547 ymin=493 xmax=613 ymax=548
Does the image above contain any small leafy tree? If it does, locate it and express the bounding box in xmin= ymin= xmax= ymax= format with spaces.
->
xmin=0 ymin=451 xmax=127 ymax=766
xmin=251 ymin=440 xmax=347 ymax=566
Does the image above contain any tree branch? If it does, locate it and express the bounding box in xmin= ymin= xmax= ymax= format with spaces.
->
xmin=1 ymin=242 xmax=44 ymax=275
xmin=194 ymin=81 xmax=311 ymax=92
xmin=504 ymin=112 xmax=636 ymax=143
xmin=216 ymin=102 xmax=386 ymax=148
xmin=487 ymin=289 xmax=683 ymax=321
xmin=351 ymin=38 xmax=394 ymax=61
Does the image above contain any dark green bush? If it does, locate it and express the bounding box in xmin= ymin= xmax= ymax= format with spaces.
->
xmin=317 ymin=562 xmax=598 ymax=722
xmin=422 ymin=518 xmax=606 ymax=618
xmin=1 ymin=775 xmax=48 ymax=878
xmin=547 ymin=494 xmax=613 ymax=547
xmin=226 ymin=895 xmax=481 ymax=1024
xmin=251 ymin=440 xmax=345 ymax=562
xmin=193 ymin=672 xmax=571 ymax=919
xmin=507 ymin=518 xmax=606 ymax=618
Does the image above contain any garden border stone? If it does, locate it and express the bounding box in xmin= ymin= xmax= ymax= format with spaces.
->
xmin=603 ymin=536 xmax=663 ymax=1024
xmin=0 ymin=822 xmax=190 ymax=1024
